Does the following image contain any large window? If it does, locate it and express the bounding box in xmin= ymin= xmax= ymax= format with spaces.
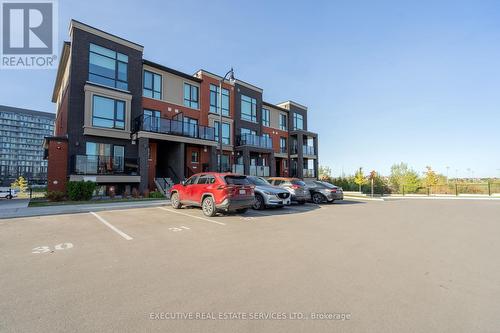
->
xmin=279 ymin=113 xmax=288 ymax=131
xmin=144 ymin=109 xmax=160 ymax=131
xmin=293 ymin=113 xmax=304 ymax=130
xmin=210 ymin=84 xmax=230 ymax=116
xmin=143 ymin=71 xmax=162 ymax=99
xmin=280 ymin=137 xmax=287 ymax=152
xmin=92 ymin=95 xmax=125 ymax=130
xmin=184 ymin=83 xmax=199 ymax=109
xmin=214 ymin=121 xmax=231 ymax=145
xmin=241 ymin=95 xmax=257 ymax=122
xmin=89 ymin=43 xmax=128 ymax=90
xmin=183 ymin=117 xmax=198 ymax=137
xmin=262 ymin=108 xmax=270 ymax=127
xmin=241 ymin=128 xmax=257 ymax=136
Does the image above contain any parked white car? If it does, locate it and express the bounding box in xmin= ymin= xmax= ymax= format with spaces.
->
xmin=0 ymin=187 xmax=17 ymax=199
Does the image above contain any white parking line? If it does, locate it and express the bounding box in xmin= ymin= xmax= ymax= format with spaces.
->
xmin=158 ymin=207 xmax=226 ymax=226
xmin=90 ymin=211 xmax=133 ymax=240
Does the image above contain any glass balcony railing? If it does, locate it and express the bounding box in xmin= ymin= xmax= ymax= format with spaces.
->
xmin=303 ymin=169 xmax=315 ymax=178
xmin=232 ymin=164 xmax=244 ymax=174
xmin=72 ymin=155 xmax=138 ymax=175
xmin=279 ymin=146 xmax=287 ymax=154
xmin=303 ymin=146 xmax=315 ymax=155
xmin=135 ymin=115 xmax=215 ymax=141
xmin=249 ymin=165 xmax=270 ymax=177
xmin=237 ymin=134 xmax=273 ymax=149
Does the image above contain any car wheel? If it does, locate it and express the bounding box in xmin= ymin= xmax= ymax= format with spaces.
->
xmin=6 ymin=194 xmax=12 ymax=200
xmin=236 ymin=208 xmax=248 ymax=214
xmin=171 ymin=192 xmax=181 ymax=209
xmin=252 ymin=194 xmax=265 ymax=210
xmin=312 ymin=193 xmax=324 ymax=204
xmin=202 ymin=196 xmax=217 ymax=217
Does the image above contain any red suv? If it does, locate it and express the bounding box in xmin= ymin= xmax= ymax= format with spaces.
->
xmin=170 ymin=172 xmax=255 ymax=217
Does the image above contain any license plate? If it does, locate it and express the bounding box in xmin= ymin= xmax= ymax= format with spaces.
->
xmin=239 ymin=189 xmax=246 ymax=195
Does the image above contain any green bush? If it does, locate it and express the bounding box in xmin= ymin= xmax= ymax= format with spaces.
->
xmin=45 ymin=191 xmax=66 ymax=202
xmin=148 ymin=191 xmax=165 ymax=199
xmin=66 ymin=181 xmax=97 ymax=201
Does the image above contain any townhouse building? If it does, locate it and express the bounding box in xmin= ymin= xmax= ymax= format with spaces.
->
xmin=45 ymin=20 xmax=318 ymax=195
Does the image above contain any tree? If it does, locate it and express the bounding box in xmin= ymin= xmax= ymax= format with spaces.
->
xmin=369 ymin=170 xmax=376 ymax=196
xmin=354 ymin=167 xmax=366 ymax=192
xmin=11 ymin=176 xmax=28 ymax=192
xmin=318 ymin=165 xmax=332 ymax=181
xmin=423 ymin=166 xmax=439 ymax=187
xmin=389 ymin=162 xmax=420 ymax=193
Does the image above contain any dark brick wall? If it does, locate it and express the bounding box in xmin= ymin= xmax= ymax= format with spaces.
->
xmin=233 ymin=82 xmax=263 ymax=136
xmin=47 ymin=139 xmax=68 ymax=192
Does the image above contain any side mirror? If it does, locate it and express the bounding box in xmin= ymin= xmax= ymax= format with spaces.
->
xmin=181 ymin=180 xmax=186 ymax=186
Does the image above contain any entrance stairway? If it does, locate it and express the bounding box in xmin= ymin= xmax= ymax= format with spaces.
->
xmin=154 ymin=177 xmax=174 ymax=199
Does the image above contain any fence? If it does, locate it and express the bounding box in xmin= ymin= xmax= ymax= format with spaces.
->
xmin=397 ymin=182 xmax=500 ymax=196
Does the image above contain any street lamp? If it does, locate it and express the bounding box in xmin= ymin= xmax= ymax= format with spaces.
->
xmin=218 ymin=68 xmax=235 ymax=172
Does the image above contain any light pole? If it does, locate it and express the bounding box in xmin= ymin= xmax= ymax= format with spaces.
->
xmin=218 ymin=68 xmax=235 ymax=172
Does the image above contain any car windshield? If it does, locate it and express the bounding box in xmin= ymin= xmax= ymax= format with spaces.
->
xmin=291 ymin=180 xmax=306 ymax=187
xmin=248 ymin=177 xmax=270 ymax=186
xmin=225 ymin=175 xmax=250 ymax=185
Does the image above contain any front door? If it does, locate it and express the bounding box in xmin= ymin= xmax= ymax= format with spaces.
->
xmin=276 ymin=159 xmax=281 ymax=176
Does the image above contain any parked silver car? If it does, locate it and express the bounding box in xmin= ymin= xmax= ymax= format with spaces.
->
xmin=305 ymin=180 xmax=344 ymax=204
xmin=267 ymin=177 xmax=310 ymax=204
xmin=246 ymin=176 xmax=291 ymax=210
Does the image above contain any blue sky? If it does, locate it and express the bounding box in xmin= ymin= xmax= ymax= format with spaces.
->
xmin=1 ymin=0 xmax=499 ymax=178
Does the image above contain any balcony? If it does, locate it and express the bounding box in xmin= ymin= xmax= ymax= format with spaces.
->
xmin=303 ymin=169 xmax=315 ymax=178
xmin=279 ymin=146 xmax=287 ymax=154
xmin=72 ymin=155 xmax=138 ymax=175
xmin=134 ymin=115 xmax=215 ymax=141
xmin=237 ymin=134 xmax=272 ymax=149
xmin=250 ymin=165 xmax=270 ymax=177
xmin=303 ymin=146 xmax=315 ymax=155
xmin=232 ymin=164 xmax=244 ymax=174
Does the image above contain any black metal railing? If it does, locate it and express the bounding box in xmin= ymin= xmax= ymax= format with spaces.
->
xmin=135 ymin=115 xmax=216 ymax=141
xmin=279 ymin=146 xmax=287 ymax=154
xmin=72 ymin=155 xmax=139 ymax=175
xmin=237 ymin=134 xmax=273 ymax=149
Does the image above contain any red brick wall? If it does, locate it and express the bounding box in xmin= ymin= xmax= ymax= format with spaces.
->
xmin=142 ymin=97 xmax=205 ymax=124
xmin=262 ymin=127 xmax=289 ymax=154
xmin=47 ymin=139 xmax=68 ymax=192
xmin=198 ymin=73 xmax=235 ymax=123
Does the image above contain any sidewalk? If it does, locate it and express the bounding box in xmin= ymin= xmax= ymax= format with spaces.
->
xmin=0 ymin=199 xmax=171 ymax=219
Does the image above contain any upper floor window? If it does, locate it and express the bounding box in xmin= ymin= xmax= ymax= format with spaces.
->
xmin=241 ymin=95 xmax=257 ymax=122
xmin=92 ymin=95 xmax=125 ymax=130
xmin=279 ymin=113 xmax=288 ymax=131
xmin=214 ymin=121 xmax=231 ymax=145
xmin=210 ymin=84 xmax=230 ymax=116
xmin=184 ymin=83 xmax=199 ymax=109
xmin=262 ymin=108 xmax=270 ymax=127
xmin=89 ymin=43 xmax=128 ymax=90
xmin=293 ymin=113 xmax=304 ymax=130
xmin=143 ymin=71 xmax=162 ymax=99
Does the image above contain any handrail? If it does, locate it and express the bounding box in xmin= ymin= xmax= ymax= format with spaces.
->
xmin=134 ymin=115 xmax=216 ymax=141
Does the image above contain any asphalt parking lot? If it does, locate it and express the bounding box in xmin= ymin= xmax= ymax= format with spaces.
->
xmin=1 ymin=199 xmax=499 ymax=332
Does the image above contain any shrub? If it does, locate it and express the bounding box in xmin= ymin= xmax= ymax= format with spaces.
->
xmin=45 ymin=191 xmax=66 ymax=202
xmin=142 ymin=189 xmax=150 ymax=198
xmin=131 ymin=187 xmax=139 ymax=198
xmin=148 ymin=191 xmax=165 ymax=199
xmin=66 ymin=181 xmax=96 ymax=201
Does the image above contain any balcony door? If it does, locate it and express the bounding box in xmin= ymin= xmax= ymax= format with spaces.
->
xmin=184 ymin=117 xmax=198 ymax=138
xmin=144 ymin=109 xmax=160 ymax=132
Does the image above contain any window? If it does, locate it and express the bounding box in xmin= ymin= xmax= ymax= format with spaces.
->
xmin=210 ymin=84 xmax=229 ymax=116
xmin=241 ymin=95 xmax=257 ymax=122
xmin=214 ymin=121 xmax=231 ymax=145
xmin=89 ymin=43 xmax=128 ymax=90
xmin=183 ymin=83 xmax=199 ymax=108
xmin=191 ymin=151 xmax=199 ymax=163
xmin=293 ymin=113 xmax=304 ymax=130
xmin=144 ymin=109 xmax=160 ymax=131
xmin=241 ymin=128 xmax=256 ymax=136
xmin=113 ymin=145 xmax=124 ymax=172
xmin=280 ymin=137 xmax=287 ymax=152
xmin=92 ymin=95 xmax=125 ymax=130
xmin=279 ymin=113 xmax=288 ymax=131
xmin=185 ymin=175 xmax=197 ymax=185
xmin=262 ymin=108 xmax=270 ymax=127
xmin=283 ymin=159 xmax=288 ymax=169
xmin=143 ymin=71 xmax=162 ymax=99
xmin=183 ymin=117 xmax=198 ymax=137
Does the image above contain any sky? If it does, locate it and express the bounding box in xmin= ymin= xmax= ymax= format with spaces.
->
xmin=1 ymin=0 xmax=499 ymax=178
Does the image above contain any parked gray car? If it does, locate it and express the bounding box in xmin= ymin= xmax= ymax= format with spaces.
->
xmin=305 ymin=180 xmax=344 ymax=204
xmin=246 ymin=176 xmax=291 ymax=210
xmin=267 ymin=177 xmax=310 ymax=204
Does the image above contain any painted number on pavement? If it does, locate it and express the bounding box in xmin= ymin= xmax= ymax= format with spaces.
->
xmin=32 ymin=243 xmax=74 ymax=254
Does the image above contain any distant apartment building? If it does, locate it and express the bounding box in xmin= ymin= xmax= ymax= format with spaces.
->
xmin=0 ymin=105 xmax=55 ymax=185
xmin=45 ymin=20 xmax=318 ymax=194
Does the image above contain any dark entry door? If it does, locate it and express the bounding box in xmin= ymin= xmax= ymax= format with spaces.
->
xmin=276 ymin=159 xmax=281 ymax=177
